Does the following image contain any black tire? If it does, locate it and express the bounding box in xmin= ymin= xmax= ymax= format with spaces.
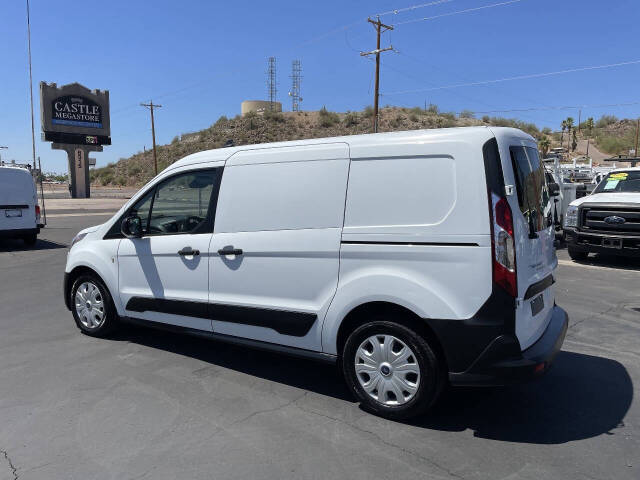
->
xmin=568 ymin=247 xmax=588 ymax=261
xmin=342 ymin=320 xmax=444 ymax=420
xmin=70 ymin=273 xmax=119 ymax=337
xmin=22 ymin=233 xmax=37 ymax=246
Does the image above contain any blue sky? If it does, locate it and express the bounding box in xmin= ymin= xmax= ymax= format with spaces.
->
xmin=1 ymin=0 xmax=639 ymax=172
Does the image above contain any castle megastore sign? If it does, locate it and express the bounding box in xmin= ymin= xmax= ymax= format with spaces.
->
xmin=52 ymin=96 xmax=102 ymax=129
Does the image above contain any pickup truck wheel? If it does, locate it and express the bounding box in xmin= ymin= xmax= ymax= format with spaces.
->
xmin=568 ymin=247 xmax=588 ymax=261
xmin=71 ymin=274 xmax=119 ymax=337
xmin=342 ymin=320 xmax=443 ymax=420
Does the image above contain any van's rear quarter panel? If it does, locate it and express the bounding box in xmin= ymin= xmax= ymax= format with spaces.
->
xmin=323 ymin=132 xmax=495 ymax=355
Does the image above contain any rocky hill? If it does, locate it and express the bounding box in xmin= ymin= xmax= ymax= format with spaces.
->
xmin=90 ymin=106 xmax=636 ymax=187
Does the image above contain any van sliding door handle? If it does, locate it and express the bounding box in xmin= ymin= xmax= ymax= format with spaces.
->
xmin=218 ymin=248 xmax=243 ymax=256
xmin=178 ymin=248 xmax=200 ymax=256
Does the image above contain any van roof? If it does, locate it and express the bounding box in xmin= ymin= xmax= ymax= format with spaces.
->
xmin=166 ymin=126 xmax=534 ymax=171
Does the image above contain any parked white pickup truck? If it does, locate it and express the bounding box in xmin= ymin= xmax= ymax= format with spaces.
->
xmin=564 ymin=168 xmax=640 ymax=260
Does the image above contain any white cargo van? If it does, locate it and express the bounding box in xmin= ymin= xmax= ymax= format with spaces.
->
xmin=64 ymin=127 xmax=568 ymax=419
xmin=0 ymin=166 xmax=42 ymax=245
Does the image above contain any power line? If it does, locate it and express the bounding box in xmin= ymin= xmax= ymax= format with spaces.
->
xmin=374 ymin=0 xmax=456 ymax=17
xmin=452 ymin=100 xmax=640 ymax=115
xmin=383 ymin=59 xmax=640 ymax=95
xmin=392 ymin=0 xmax=525 ymax=25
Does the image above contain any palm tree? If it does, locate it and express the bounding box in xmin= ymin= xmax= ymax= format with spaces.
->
xmin=561 ymin=120 xmax=568 ymax=145
xmin=585 ymin=117 xmax=595 ymax=136
xmin=539 ymin=136 xmax=551 ymax=158
xmin=565 ymin=117 xmax=575 ymax=150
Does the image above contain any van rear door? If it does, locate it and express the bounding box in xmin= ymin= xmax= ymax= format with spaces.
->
xmin=502 ymin=138 xmax=557 ymax=350
xmin=0 ymin=168 xmax=37 ymax=233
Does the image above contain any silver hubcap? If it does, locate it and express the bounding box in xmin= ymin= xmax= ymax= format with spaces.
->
xmin=355 ymin=334 xmax=421 ymax=406
xmin=74 ymin=282 xmax=105 ymax=329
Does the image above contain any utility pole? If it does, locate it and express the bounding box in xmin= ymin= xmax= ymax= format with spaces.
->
xmin=361 ymin=16 xmax=393 ymax=133
xmin=26 ymin=0 xmax=37 ymax=170
xmin=140 ymin=101 xmax=162 ymax=175
xmin=578 ymin=109 xmax=581 ymax=133
xmin=635 ymin=118 xmax=640 ymax=157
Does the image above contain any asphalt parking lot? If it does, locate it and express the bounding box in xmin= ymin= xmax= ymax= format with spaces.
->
xmin=1 ymin=212 xmax=638 ymax=480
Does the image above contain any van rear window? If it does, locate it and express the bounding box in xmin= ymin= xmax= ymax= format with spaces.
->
xmin=509 ymin=146 xmax=551 ymax=231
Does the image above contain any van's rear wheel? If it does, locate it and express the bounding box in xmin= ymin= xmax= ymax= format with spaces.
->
xmin=568 ymin=247 xmax=588 ymax=261
xmin=342 ymin=320 xmax=443 ymax=420
xmin=70 ymin=274 xmax=119 ymax=337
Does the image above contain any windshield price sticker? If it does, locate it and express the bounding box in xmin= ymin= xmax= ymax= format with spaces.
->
xmin=609 ymin=173 xmax=628 ymax=180
xmin=604 ymin=180 xmax=619 ymax=190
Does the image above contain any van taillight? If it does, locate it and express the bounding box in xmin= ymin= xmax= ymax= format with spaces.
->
xmin=491 ymin=193 xmax=517 ymax=297
xmin=35 ymin=205 xmax=40 ymax=217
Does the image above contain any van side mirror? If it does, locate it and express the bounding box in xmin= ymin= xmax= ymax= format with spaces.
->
xmin=548 ymin=182 xmax=560 ymax=197
xmin=121 ymin=215 xmax=143 ymax=238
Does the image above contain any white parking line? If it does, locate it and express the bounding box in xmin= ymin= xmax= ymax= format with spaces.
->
xmin=557 ymin=259 xmax=637 ymax=272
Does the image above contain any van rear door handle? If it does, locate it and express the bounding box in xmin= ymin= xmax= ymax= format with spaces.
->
xmin=218 ymin=247 xmax=243 ymax=256
xmin=178 ymin=247 xmax=200 ymax=256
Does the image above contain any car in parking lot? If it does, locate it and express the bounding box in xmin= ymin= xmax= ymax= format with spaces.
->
xmin=63 ymin=127 xmax=568 ymax=419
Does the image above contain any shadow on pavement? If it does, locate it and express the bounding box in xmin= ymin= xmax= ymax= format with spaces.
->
xmin=416 ymin=351 xmax=633 ymax=444
xmin=117 ymin=325 xmax=354 ymax=402
xmin=0 ymin=238 xmax=67 ymax=252
xmin=573 ymin=254 xmax=640 ymax=271
xmin=118 ymin=326 xmax=632 ymax=445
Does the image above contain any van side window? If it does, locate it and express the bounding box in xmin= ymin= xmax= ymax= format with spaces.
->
xmin=148 ymin=170 xmax=218 ymax=235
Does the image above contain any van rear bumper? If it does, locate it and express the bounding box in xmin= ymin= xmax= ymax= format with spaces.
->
xmin=0 ymin=227 xmax=39 ymax=239
xmin=449 ymin=306 xmax=568 ymax=386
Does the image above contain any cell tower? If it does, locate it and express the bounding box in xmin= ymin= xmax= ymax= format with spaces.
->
xmin=289 ymin=60 xmax=302 ymax=112
xmin=267 ymin=57 xmax=277 ymax=111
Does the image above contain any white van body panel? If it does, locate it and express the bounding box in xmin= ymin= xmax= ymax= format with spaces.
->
xmin=0 ymin=166 xmax=38 ymax=233
xmin=211 ymin=145 xmax=350 ymax=350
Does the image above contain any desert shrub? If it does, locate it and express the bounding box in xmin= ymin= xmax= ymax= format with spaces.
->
xmin=363 ymin=105 xmax=374 ymax=118
xmin=542 ymin=127 xmax=552 ymax=135
xmin=596 ymin=115 xmax=618 ymax=128
xmin=409 ymin=113 xmax=420 ymax=122
xmin=427 ymin=104 xmax=439 ymax=114
xmin=482 ymin=115 xmax=491 ymax=123
xmin=343 ymin=111 xmax=359 ymax=127
xmin=215 ymin=115 xmax=229 ymax=126
xmin=440 ymin=112 xmax=456 ymax=121
xmin=318 ymin=106 xmax=339 ymax=127
xmin=459 ymin=110 xmax=475 ymax=119
xmin=264 ymin=110 xmax=284 ymax=123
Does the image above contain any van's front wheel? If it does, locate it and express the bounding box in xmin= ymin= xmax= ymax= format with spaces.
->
xmin=342 ymin=321 xmax=443 ymax=420
xmin=70 ymin=274 xmax=119 ymax=337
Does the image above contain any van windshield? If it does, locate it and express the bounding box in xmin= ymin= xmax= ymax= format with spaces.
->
xmin=593 ymin=171 xmax=640 ymax=193
xmin=509 ymin=146 xmax=551 ymax=232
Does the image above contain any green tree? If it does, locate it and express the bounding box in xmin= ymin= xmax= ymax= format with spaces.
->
xmin=539 ymin=136 xmax=551 ymax=158
xmin=560 ymin=119 xmax=568 ymax=145
xmin=571 ymin=129 xmax=578 ymax=152
xmin=565 ymin=117 xmax=575 ymax=150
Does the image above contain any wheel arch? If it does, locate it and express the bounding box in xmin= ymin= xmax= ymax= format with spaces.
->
xmin=64 ymin=265 xmax=111 ymax=311
xmin=334 ymin=301 xmax=448 ymax=374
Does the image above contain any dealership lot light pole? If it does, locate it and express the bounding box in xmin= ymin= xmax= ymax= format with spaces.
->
xmin=26 ymin=0 xmax=37 ymax=170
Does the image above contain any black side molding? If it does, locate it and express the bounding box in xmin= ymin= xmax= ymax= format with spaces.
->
xmin=341 ymin=241 xmax=479 ymax=247
xmin=523 ymin=274 xmax=554 ymax=300
xmin=122 ymin=316 xmax=337 ymax=364
xmin=124 ymin=297 xmax=317 ymax=337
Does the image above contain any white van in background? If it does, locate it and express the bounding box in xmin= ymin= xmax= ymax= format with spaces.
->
xmin=64 ymin=127 xmax=568 ymax=419
xmin=0 ymin=166 xmax=42 ymax=245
